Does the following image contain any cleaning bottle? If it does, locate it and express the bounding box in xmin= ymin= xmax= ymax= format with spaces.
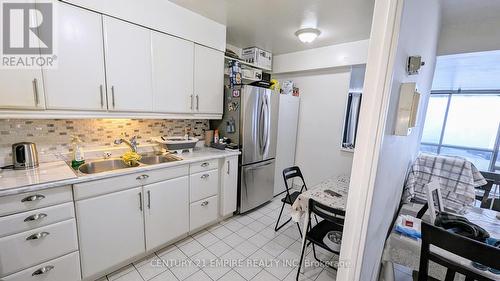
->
xmin=71 ymin=135 xmax=85 ymax=169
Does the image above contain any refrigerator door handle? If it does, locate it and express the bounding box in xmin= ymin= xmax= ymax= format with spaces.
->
xmin=262 ymin=96 xmax=270 ymax=154
xmin=258 ymin=98 xmax=266 ymax=154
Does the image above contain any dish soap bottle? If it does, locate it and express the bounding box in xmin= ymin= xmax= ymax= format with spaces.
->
xmin=71 ymin=135 xmax=85 ymax=169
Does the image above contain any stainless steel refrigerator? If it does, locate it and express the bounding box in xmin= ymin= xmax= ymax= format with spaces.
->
xmin=214 ymin=85 xmax=279 ymax=213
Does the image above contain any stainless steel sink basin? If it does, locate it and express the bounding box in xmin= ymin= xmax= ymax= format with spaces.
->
xmin=78 ymin=158 xmax=139 ymax=174
xmin=138 ymin=154 xmax=182 ymax=165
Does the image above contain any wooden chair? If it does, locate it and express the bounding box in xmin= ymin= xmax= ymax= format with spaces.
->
xmin=419 ymin=222 xmax=500 ymax=281
xmin=296 ymin=198 xmax=345 ymax=280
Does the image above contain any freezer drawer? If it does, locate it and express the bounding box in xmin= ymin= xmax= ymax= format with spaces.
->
xmin=239 ymin=159 xmax=275 ymax=213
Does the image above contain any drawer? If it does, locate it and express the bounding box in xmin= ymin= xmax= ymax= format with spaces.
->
xmin=190 ymin=159 xmax=218 ymax=174
xmin=0 ymin=202 xmax=75 ymax=238
xmin=74 ymin=164 xmax=189 ymax=200
xmin=0 ymin=186 xmax=72 ymax=217
xmin=1 ymin=251 xmax=81 ymax=281
xmin=190 ymin=169 xmax=219 ymax=202
xmin=0 ymin=219 xmax=79 ymax=277
xmin=190 ymin=195 xmax=218 ymax=231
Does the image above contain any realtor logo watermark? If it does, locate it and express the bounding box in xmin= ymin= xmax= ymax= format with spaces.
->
xmin=1 ymin=0 xmax=57 ymax=68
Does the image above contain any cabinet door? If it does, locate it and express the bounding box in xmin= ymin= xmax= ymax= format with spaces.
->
xmin=0 ymin=9 xmax=45 ymax=110
xmin=103 ymin=16 xmax=153 ymax=112
xmin=75 ymin=187 xmax=145 ymax=279
xmin=144 ymin=176 xmax=189 ymax=251
xmin=221 ymin=156 xmax=238 ymax=216
xmin=43 ymin=3 xmax=106 ymax=110
xmin=0 ymin=70 xmax=45 ymax=109
xmin=193 ymin=44 xmax=224 ymax=114
xmin=151 ymin=32 xmax=194 ymax=113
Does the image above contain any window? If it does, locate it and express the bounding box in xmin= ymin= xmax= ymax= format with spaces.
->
xmin=420 ymin=91 xmax=500 ymax=172
xmin=342 ymin=92 xmax=362 ymax=149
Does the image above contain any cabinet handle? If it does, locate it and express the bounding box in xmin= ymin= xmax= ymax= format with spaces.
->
xmin=32 ymin=78 xmax=39 ymax=105
xmin=100 ymin=85 xmax=104 ymax=107
xmin=32 ymin=265 xmax=54 ymax=276
xmin=200 ymin=174 xmax=209 ymax=179
xmin=190 ymin=95 xmax=194 ymax=110
xmin=201 ymin=201 xmax=209 ymax=206
xmin=136 ymin=174 xmax=149 ymax=180
xmin=111 ymin=86 xmax=116 ymax=108
xmin=138 ymin=192 xmax=143 ymax=211
xmin=21 ymin=194 xmax=45 ymax=202
xmin=196 ymin=95 xmax=199 ymax=110
xmin=227 ymin=160 xmax=230 ymax=174
xmin=26 ymin=232 xmax=50 ymax=240
xmin=24 ymin=213 xmax=47 ymax=222
xmin=201 ymin=162 xmax=210 ymax=167
xmin=147 ymin=190 xmax=151 ymax=209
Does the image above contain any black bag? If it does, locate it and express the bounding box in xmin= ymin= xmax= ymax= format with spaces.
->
xmin=434 ymin=212 xmax=490 ymax=242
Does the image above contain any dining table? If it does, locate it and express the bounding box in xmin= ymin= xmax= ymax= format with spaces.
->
xmin=381 ymin=203 xmax=500 ymax=281
xmin=290 ymin=177 xmax=349 ymax=271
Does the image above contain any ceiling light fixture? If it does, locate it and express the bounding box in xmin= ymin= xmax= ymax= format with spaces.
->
xmin=295 ymin=28 xmax=321 ymax=43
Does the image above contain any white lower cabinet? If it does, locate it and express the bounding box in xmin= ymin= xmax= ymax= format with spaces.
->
xmin=144 ymin=176 xmax=189 ymax=251
xmin=1 ymin=251 xmax=81 ymax=281
xmin=0 ymin=219 xmax=78 ymax=277
xmin=190 ymin=169 xmax=219 ymax=202
xmin=76 ymin=187 xmax=145 ymax=279
xmin=190 ymin=195 xmax=218 ymax=231
xmin=221 ymin=156 xmax=238 ymax=216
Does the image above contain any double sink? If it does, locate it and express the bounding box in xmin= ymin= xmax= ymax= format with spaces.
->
xmin=78 ymin=154 xmax=182 ymax=174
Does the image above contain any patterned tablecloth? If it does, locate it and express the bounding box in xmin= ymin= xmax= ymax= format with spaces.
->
xmin=290 ymin=178 xmax=349 ymax=222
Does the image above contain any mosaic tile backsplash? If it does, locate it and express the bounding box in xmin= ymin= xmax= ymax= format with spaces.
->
xmin=0 ymin=119 xmax=209 ymax=166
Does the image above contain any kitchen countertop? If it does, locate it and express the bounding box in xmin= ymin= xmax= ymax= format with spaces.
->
xmin=0 ymin=147 xmax=240 ymax=197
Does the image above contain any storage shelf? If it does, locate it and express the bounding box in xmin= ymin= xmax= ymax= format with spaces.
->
xmin=224 ymin=56 xmax=272 ymax=72
xmin=223 ymin=73 xmax=260 ymax=82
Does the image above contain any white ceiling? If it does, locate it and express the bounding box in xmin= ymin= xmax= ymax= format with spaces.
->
xmin=441 ymin=0 xmax=500 ymax=26
xmin=168 ymin=0 xmax=375 ymax=55
xmin=432 ymin=50 xmax=500 ymax=90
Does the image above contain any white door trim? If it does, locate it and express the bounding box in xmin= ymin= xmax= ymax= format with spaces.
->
xmin=336 ymin=0 xmax=405 ymax=280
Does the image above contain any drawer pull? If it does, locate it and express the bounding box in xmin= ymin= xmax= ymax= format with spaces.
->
xmin=201 ymin=201 xmax=209 ymax=206
xmin=136 ymin=174 xmax=149 ymax=180
xmin=32 ymin=265 xmax=54 ymax=276
xmin=200 ymin=174 xmax=210 ymax=179
xmin=26 ymin=232 xmax=50 ymax=240
xmin=21 ymin=194 xmax=45 ymax=202
xmin=201 ymin=162 xmax=210 ymax=167
xmin=24 ymin=213 xmax=47 ymax=222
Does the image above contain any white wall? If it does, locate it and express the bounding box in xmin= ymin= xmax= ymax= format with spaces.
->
xmin=272 ymin=40 xmax=369 ymax=74
xmin=358 ymin=0 xmax=441 ymax=280
xmin=276 ymin=68 xmax=354 ymax=187
xmin=438 ymin=17 xmax=500 ymax=56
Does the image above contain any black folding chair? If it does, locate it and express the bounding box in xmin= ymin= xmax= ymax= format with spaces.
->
xmin=275 ymin=166 xmax=312 ymax=236
xmin=419 ymin=222 xmax=500 ymax=281
xmin=296 ymin=198 xmax=345 ymax=280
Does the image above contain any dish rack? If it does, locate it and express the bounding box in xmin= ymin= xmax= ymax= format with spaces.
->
xmin=152 ymin=136 xmax=199 ymax=154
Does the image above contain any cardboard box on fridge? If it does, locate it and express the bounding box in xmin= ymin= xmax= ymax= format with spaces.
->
xmin=242 ymin=47 xmax=272 ymax=70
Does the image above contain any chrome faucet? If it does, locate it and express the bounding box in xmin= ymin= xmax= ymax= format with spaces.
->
xmin=114 ymin=135 xmax=138 ymax=152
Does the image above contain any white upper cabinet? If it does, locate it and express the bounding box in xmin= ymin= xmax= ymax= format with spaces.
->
xmin=103 ymin=16 xmax=153 ymax=112
xmin=43 ymin=2 xmax=106 ymax=111
xmin=194 ymin=45 xmax=224 ymax=114
xmin=0 ymin=70 xmax=45 ymax=110
xmin=151 ymin=32 xmax=194 ymax=113
xmin=0 ymin=8 xmax=44 ymax=110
